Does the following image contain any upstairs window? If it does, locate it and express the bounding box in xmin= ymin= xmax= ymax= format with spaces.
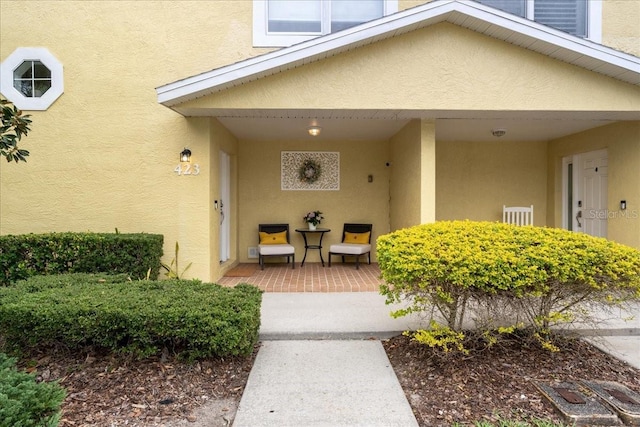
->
xmin=254 ymin=0 xmax=398 ymax=47
xmin=477 ymin=0 xmax=526 ymax=17
xmin=476 ymin=0 xmax=597 ymax=40
xmin=0 ymin=47 xmax=64 ymax=111
xmin=533 ymin=0 xmax=587 ymax=38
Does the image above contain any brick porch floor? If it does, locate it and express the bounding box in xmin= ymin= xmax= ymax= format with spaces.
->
xmin=217 ymin=262 xmax=382 ymax=292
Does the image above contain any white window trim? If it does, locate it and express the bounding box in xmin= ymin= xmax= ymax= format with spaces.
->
xmin=0 ymin=47 xmax=64 ymax=111
xmin=253 ymin=0 xmax=398 ymax=48
xmin=586 ymin=0 xmax=602 ymax=44
xmin=525 ymin=0 xmax=601 ymax=42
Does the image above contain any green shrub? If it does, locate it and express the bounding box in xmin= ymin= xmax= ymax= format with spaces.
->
xmin=0 ymin=274 xmax=262 ymax=360
xmin=0 ymin=353 xmax=65 ymax=427
xmin=0 ymin=232 xmax=163 ymax=285
xmin=378 ymin=221 xmax=640 ymax=351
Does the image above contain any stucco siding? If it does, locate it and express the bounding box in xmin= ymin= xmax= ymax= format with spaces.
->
xmin=179 ymin=23 xmax=640 ymax=113
xmin=547 ymin=121 xmax=640 ymax=249
xmin=602 ymin=0 xmax=640 ymax=56
xmin=0 ymin=1 xmax=257 ymax=281
xmin=400 ymin=0 xmax=640 ymax=57
xmin=210 ymin=118 xmax=240 ymax=279
xmin=420 ymin=120 xmax=437 ymax=224
xmin=390 ymin=120 xmax=422 ymax=231
xmin=237 ymin=138 xmax=391 ymax=264
xmin=2 ymin=0 xmax=639 ymax=284
xmin=436 ymin=139 xmax=548 ymax=225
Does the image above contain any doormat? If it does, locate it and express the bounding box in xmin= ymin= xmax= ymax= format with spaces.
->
xmin=224 ymin=263 xmax=259 ymax=277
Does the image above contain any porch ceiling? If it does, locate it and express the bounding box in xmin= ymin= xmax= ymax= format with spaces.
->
xmin=205 ymin=109 xmax=636 ymax=142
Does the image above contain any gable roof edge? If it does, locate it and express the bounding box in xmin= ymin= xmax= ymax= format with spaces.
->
xmin=157 ymin=0 xmax=640 ymax=107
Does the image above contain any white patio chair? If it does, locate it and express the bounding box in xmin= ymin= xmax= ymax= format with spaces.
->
xmin=503 ymin=205 xmax=533 ymax=226
xmin=328 ymin=223 xmax=372 ymax=270
xmin=258 ymin=224 xmax=295 ymax=269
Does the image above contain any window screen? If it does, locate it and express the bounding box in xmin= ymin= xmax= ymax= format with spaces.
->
xmin=475 ymin=0 xmax=588 ymax=37
xmin=535 ymin=0 xmax=587 ymax=37
xmin=331 ymin=0 xmax=384 ymax=32
xmin=476 ymin=0 xmax=526 ymax=17
xmin=268 ymin=0 xmax=322 ymax=33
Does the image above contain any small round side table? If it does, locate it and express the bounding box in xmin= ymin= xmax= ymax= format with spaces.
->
xmin=295 ymin=228 xmax=331 ymax=267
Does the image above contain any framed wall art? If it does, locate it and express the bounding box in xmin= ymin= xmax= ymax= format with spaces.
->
xmin=281 ymin=151 xmax=340 ymax=191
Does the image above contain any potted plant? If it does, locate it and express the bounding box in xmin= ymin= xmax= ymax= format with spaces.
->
xmin=303 ymin=210 xmax=323 ymax=230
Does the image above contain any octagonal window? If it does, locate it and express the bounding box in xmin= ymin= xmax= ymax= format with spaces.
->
xmin=1 ymin=48 xmax=63 ymax=110
xmin=13 ymin=60 xmax=52 ymax=98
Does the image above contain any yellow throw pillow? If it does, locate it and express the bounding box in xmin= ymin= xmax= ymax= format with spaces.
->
xmin=259 ymin=231 xmax=288 ymax=245
xmin=344 ymin=231 xmax=370 ymax=244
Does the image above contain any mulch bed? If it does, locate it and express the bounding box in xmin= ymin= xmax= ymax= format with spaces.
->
xmin=24 ymin=347 xmax=257 ymax=427
xmin=23 ymin=335 xmax=640 ymax=426
xmin=382 ymin=334 xmax=640 ymax=426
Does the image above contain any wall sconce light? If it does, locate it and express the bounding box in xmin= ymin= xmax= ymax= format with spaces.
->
xmin=180 ymin=148 xmax=192 ymax=162
xmin=491 ymin=128 xmax=507 ymax=138
xmin=308 ymin=126 xmax=321 ymax=137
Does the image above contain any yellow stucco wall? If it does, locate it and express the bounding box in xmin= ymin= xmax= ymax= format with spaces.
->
xmin=436 ymin=140 xmax=548 ymax=225
xmin=2 ymin=1 xmax=639 ymax=283
xmin=547 ymin=122 xmax=640 ymax=249
xmin=602 ymin=0 xmax=640 ymax=56
xmin=390 ymin=121 xmax=422 ymax=231
xmin=237 ymin=138 xmax=390 ymax=264
xmin=420 ymin=120 xmax=436 ymax=224
xmin=399 ymin=0 xmax=640 ymax=56
xmin=180 ymin=23 xmax=640 ymax=113
xmin=209 ymin=118 xmax=240 ymax=277
xmin=0 ymin=1 xmax=261 ymax=281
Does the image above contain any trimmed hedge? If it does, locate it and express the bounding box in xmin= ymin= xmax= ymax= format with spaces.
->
xmin=0 ymin=232 xmax=164 ymax=285
xmin=0 ymin=353 xmax=66 ymax=427
xmin=0 ymin=274 xmax=262 ymax=360
xmin=378 ymin=221 xmax=640 ymax=350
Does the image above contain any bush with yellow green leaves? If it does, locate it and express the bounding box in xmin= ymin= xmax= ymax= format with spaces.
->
xmin=378 ymin=221 xmax=640 ymax=352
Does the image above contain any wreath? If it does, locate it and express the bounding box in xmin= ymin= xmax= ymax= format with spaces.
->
xmin=298 ymin=159 xmax=322 ymax=184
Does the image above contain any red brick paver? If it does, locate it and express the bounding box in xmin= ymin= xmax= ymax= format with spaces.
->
xmin=218 ymin=262 xmax=382 ymax=292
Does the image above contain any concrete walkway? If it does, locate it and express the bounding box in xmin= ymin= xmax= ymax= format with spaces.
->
xmin=232 ymin=293 xmax=640 ymax=427
xmin=233 ymin=293 xmax=424 ymax=427
xmin=232 ymin=340 xmax=418 ymax=427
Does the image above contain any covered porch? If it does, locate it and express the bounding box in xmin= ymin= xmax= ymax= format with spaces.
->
xmin=156 ymin=1 xmax=640 ymax=283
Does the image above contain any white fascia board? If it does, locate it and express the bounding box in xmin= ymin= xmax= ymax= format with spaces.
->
xmin=157 ymin=0 xmax=640 ymax=107
xmin=156 ymin=1 xmax=458 ymax=106
xmin=453 ymin=1 xmax=640 ymax=73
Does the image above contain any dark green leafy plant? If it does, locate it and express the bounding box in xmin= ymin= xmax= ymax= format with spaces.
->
xmin=1 ymin=96 xmax=31 ymax=163
xmin=0 ymin=353 xmax=66 ymax=426
xmin=0 ymin=232 xmax=163 ymax=285
xmin=0 ymin=274 xmax=262 ymax=360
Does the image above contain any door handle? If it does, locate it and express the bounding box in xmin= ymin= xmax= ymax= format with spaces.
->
xmin=576 ymin=210 xmax=582 ymax=227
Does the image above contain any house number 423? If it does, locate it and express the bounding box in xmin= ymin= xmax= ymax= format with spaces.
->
xmin=174 ymin=164 xmax=200 ymax=176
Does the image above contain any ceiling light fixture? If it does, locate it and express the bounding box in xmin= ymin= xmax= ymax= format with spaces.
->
xmin=308 ymin=126 xmax=321 ymax=136
xmin=491 ymin=128 xmax=507 ymax=137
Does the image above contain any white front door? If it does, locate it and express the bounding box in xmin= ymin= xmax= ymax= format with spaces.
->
xmin=219 ymin=151 xmax=231 ymax=263
xmin=566 ymin=149 xmax=608 ymax=237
